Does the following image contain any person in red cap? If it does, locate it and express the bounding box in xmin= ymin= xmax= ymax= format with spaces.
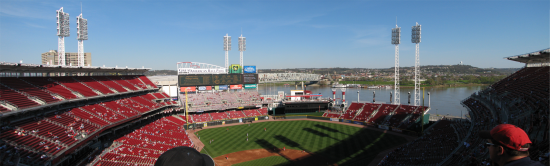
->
xmin=480 ymin=124 xmax=544 ymax=166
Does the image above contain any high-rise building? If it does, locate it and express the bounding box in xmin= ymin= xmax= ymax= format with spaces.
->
xmin=41 ymin=50 xmax=92 ymax=66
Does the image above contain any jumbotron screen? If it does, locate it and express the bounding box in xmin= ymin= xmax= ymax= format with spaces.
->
xmin=178 ymin=74 xmax=258 ymax=86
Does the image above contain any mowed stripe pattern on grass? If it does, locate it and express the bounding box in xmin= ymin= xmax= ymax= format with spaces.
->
xmin=232 ymin=156 xmax=289 ymax=166
xmin=197 ymin=120 xmax=408 ymax=165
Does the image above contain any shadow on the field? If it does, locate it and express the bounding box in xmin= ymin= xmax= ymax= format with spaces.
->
xmin=255 ymin=139 xmax=280 ymax=153
xmin=255 ymin=139 xmax=293 ymax=162
xmin=274 ymin=135 xmax=304 ymax=150
xmin=277 ymin=127 xmax=406 ymax=166
xmin=314 ymin=124 xmax=350 ymax=136
xmin=302 ymin=128 xmax=339 ymax=141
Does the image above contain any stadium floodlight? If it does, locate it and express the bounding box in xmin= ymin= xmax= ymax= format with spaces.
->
xmin=224 ymin=34 xmax=231 ymax=71
xmin=238 ymin=34 xmax=246 ymax=73
xmin=56 ymin=7 xmax=70 ymax=66
xmin=412 ymin=22 xmax=421 ymax=106
xmin=391 ymin=25 xmax=401 ymax=104
xmin=77 ymin=13 xmax=88 ymax=66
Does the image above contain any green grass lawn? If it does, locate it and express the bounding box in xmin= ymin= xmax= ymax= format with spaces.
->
xmin=232 ymin=156 xmax=289 ymax=166
xmin=197 ymin=120 xmax=407 ymax=165
xmin=284 ymin=112 xmax=325 ymax=116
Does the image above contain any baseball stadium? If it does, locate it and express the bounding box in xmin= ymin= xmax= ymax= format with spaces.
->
xmin=1 ymin=3 xmax=549 ymax=166
xmin=1 ymin=46 xmax=548 ymax=166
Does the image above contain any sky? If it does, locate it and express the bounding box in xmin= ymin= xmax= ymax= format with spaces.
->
xmin=0 ymin=0 xmax=548 ymax=70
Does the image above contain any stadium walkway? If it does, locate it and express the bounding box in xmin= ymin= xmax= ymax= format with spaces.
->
xmin=186 ymin=116 xmax=417 ymax=166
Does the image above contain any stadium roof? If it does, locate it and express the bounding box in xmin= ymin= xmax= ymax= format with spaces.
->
xmin=504 ymin=48 xmax=550 ymax=64
xmin=0 ymin=62 xmax=151 ymax=74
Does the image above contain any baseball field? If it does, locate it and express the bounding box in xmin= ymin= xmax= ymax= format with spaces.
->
xmin=196 ymin=120 xmax=408 ymax=165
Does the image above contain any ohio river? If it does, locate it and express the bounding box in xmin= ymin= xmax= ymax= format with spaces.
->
xmin=257 ymin=84 xmax=486 ymax=118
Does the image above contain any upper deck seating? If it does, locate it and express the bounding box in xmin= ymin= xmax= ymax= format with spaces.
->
xmin=0 ymin=77 xmax=60 ymax=104
xmin=74 ymin=77 xmax=115 ymax=95
xmin=106 ymin=76 xmax=140 ymax=91
xmin=51 ymin=77 xmax=98 ymax=97
xmin=20 ymin=77 xmax=78 ymax=100
xmin=0 ymin=85 xmax=40 ymax=109
xmin=138 ymin=76 xmax=158 ymax=89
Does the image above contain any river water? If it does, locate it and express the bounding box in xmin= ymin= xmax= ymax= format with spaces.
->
xmin=257 ymin=84 xmax=486 ymax=118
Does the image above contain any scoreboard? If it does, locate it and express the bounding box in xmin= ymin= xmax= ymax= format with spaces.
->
xmin=178 ymin=74 xmax=258 ymax=86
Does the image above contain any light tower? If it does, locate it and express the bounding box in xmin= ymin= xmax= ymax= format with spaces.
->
xmin=411 ymin=22 xmax=421 ymax=106
xmin=223 ymin=34 xmax=231 ymax=71
xmin=238 ymin=34 xmax=246 ymax=73
xmin=56 ymin=7 xmax=70 ymax=66
xmin=76 ymin=12 xmax=88 ymax=66
xmin=391 ymin=25 xmax=401 ymax=104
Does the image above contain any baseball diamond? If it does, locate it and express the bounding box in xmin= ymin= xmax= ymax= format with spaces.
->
xmin=197 ymin=120 xmax=408 ymax=165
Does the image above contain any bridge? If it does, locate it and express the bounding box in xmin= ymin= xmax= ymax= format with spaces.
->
xmin=258 ymin=73 xmax=322 ymax=83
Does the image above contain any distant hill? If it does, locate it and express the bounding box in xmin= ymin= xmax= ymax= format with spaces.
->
xmin=144 ymin=70 xmax=177 ymax=76
xmin=144 ymin=65 xmax=521 ymax=76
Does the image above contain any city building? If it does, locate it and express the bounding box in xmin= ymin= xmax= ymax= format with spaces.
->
xmin=41 ymin=50 xmax=92 ymax=66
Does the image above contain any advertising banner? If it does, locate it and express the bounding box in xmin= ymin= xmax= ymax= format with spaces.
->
xmin=242 ymin=74 xmax=258 ymax=84
xmin=278 ymin=91 xmax=285 ymax=100
xmin=344 ymin=120 xmax=352 ymax=123
xmin=330 ymin=118 xmax=339 ymax=122
xmin=222 ymin=121 xmax=225 ymax=125
xmin=206 ymin=86 xmax=212 ymax=90
xmin=230 ymin=84 xmax=242 ymax=89
xmin=177 ymin=68 xmax=226 ymax=75
xmin=219 ymin=85 xmax=228 ymax=90
xmin=179 ymin=74 xmax=243 ymax=86
xmin=254 ymin=117 xmax=258 ymax=121
xmin=198 ymin=86 xmax=206 ymax=91
xmin=180 ymin=86 xmax=196 ymax=92
xmin=204 ymin=123 xmax=208 ymax=127
xmin=243 ymin=66 xmax=256 ymax=73
xmin=239 ymin=119 xmax=242 ymax=123
xmin=353 ymin=121 xmax=364 ymax=125
xmin=244 ymin=84 xmax=257 ymax=89
xmin=229 ymin=64 xmax=242 ymax=74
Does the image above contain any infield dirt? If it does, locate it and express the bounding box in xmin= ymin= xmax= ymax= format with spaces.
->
xmin=213 ymin=148 xmax=337 ymax=166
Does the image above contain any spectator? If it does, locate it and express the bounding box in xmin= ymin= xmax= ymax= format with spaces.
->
xmin=480 ymin=124 xmax=544 ymax=166
xmin=155 ymin=146 xmax=214 ymax=166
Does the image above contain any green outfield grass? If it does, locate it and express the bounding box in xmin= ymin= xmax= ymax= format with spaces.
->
xmin=197 ymin=120 xmax=408 ymax=165
xmin=284 ymin=112 xmax=325 ymax=116
xmin=232 ymin=156 xmax=289 ymax=166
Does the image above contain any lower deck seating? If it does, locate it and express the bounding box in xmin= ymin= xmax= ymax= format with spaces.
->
xmin=369 ymin=104 xmax=398 ymax=124
xmin=210 ymin=112 xmax=230 ymax=120
xmin=227 ymin=110 xmax=246 ymax=119
xmin=243 ymin=109 xmax=262 ymax=117
xmin=94 ymin=117 xmax=192 ymax=166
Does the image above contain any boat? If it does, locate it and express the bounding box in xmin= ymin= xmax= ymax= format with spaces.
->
xmin=332 ymin=84 xmax=346 ymax=88
xmin=366 ymin=85 xmax=379 ymax=89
